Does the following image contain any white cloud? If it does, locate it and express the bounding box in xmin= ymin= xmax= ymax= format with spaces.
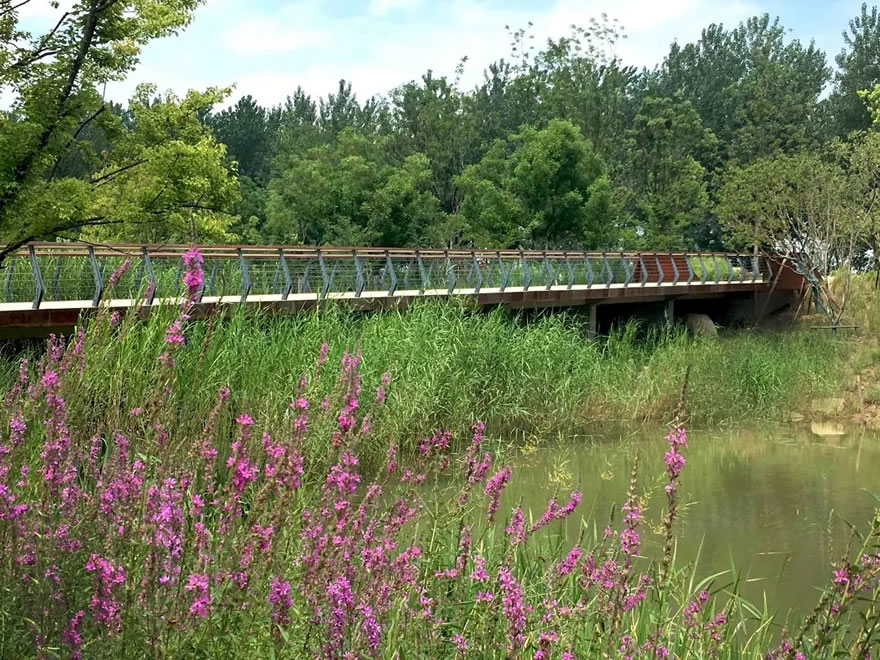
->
xmin=226 ymin=18 xmax=325 ymax=55
xmin=368 ymin=0 xmax=423 ymax=16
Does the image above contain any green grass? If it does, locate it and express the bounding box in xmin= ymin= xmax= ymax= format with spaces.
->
xmin=13 ymin=300 xmax=842 ymax=464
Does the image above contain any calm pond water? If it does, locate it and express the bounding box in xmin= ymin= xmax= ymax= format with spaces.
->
xmin=506 ymin=423 xmax=880 ymax=617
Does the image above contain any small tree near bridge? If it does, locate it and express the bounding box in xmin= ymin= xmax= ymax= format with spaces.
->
xmin=717 ymin=152 xmax=862 ymax=325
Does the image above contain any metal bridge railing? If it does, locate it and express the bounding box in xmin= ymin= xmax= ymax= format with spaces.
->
xmin=0 ymin=244 xmax=774 ymax=310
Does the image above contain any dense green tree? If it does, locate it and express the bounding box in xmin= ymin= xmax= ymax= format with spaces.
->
xmin=0 ymin=0 xmax=237 ymax=260
xmin=655 ymin=15 xmax=830 ymax=166
xmin=456 ymin=120 xmax=613 ymax=248
xmin=278 ymin=87 xmax=321 ymax=152
xmin=829 ymin=4 xmax=880 ymax=136
xmin=264 ymin=129 xmax=441 ymax=246
xmin=390 ymin=72 xmax=476 ymax=215
xmin=319 ymin=80 xmax=385 ymax=138
xmin=5 ymin=5 xmax=876 ymax=255
xmin=208 ymin=95 xmax=275 ymax=183
xmin=623 ymin=96 xmax=715 ymax=249
xmin=531 ymin=21 xmax=644 ymax=167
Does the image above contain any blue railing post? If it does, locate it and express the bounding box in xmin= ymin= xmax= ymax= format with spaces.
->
xmin=584 ymin=252 xmax=594 ymax=288
xmin=655 ymin=254 xmax=665 ymax=286
xmin=353 ymin=250 xmax=365 ymax=297
xmin=142 ymin=248 xmax=156 ymax=306
xmin=711 ymin=255 xmax=723 ymax=284
xmin=279 ymin=250 xmax=292 ymax=300
xmin=565 ymin=252 xmax=574 ymax=289
xmin=88 ymin=246 xmax=103 ymax=307
xmin=472 ymin=252 xmax=482 ymax=294
xmin=319 ymin=249 xmax=331 ymax=299
xmin=29 ymin=245 xmax=43 ymax=310
xmin=499 ymin=252 xmax=510 ymax=292
xmin=620 ymin=252 xmax=632 ymax=286
xmin=238 ymin=248 xmax=251 ymax=303
xmin=543 ymin=252 xmax=554 ymax=290
xmin=697 ymin=254 xmax=708 ymax=283
xmin=521 ymin=250 xmax=530 ymax=291
xmin=602 ymin=252 xmax=613 ymax=288
xmin=384 ymin=251 xmax=397 ymax=296
xmin=671 ymin=252 xmax=680 ymax=285
xmin=446 ymin=250 xmax=455 ymax=294
xmin=417 ymin=251 xmax=427 ymax=295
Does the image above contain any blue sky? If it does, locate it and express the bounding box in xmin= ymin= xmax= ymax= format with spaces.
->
xmin=20 ymin=0 xmax=863 ymax=107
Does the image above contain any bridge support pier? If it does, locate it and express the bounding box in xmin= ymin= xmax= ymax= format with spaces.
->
xmin=588 ymin=304 xmax=598 ymax=337
xmin=666 ymin=298 xmax=675 ymax=331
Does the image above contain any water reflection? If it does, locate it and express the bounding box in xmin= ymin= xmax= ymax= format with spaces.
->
xmin=506 ymin=424 xmax=880 ymax=616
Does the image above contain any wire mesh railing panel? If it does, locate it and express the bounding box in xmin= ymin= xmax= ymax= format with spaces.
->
xmin=571 ymin=257 xmax=595 ymax=287
xmin=40 ymin=255 xmax=94 ymax=302
xmin=1 ymin=255 xmax=34 ymax=304
xmin=416 ymin=257 xmax=446 ymax=291
xmin=358 ymin=257 xmax=392 ymax=295
xmin=147 ymin=258 xmax=186 ymax=299
xmin=246 ymin=259 xmax=282 ymax=296
xmin=202 ymin=258 xmax=238 ymax=298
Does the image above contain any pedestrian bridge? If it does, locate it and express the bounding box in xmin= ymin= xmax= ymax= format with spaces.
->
xmin=0 ymin=243 xmax=806 ymax=332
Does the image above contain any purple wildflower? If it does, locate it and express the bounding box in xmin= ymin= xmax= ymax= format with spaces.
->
xmin=683 ymin=590 xmax=709 ymax=627
xmin=506 ymin=507 xmax=525 ymax=545
xmin=498 ymin=566 xmax=528 ymax=651
xmin=84 ymin=554 xmax=126 ymax=630
xmin=185 ymin=573 xmax=211 ymax=618
xmin=182 ymin=247 xmax=204 ymax=298
xmin=556 ymin=546 xmax=582 ymax=576
xmin=268 ymin=576 xmax=292 ymax=627
xmin=62 ymin=610 xmax=85 ymax=660
xmin=470 ymin=555 xmax=490 ymax=582
xmin=108 ymin=260 xmax=131 ymax=288
xmin=484 ymin=466 xmax=513 ymax=522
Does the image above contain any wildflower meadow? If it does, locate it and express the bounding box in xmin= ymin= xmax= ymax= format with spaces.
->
xmin=1 ymin=248 xmax=879 ymax=659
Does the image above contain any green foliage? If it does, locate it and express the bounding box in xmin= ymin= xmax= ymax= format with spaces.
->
xmin=18 ymin=302 xmax=840 ymax=448
xmin=831 ymin=4 xmax=880 ymax=136
xmin=623 ymin=95 xmax=715 ymax=249
xmin=0 ymin=0 xmax=238 ymax=255
xmin=717 ymin=153 xmax=850 ymax=256
xmin=456 ymin=120 xmax=614 ymax=248
xmin=5 ymin=4 xmax=880 ymax=254
xmin=655 ymin=15 xmax=829 ymax=166
xmin=208 ymin=95 xmax=278 ymax=183
xmin=264 ymin=129 xmax=442 ymax=246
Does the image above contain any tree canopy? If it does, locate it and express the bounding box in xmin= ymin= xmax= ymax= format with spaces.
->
xmin=4 ymin=4 xmax=880 ymax=259
xmin=0 ymin=0 xmax=237 ymax=260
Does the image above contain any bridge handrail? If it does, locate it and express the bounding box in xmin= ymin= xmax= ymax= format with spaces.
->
xmin=0 ymin=242 xmax=778 ymax=312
